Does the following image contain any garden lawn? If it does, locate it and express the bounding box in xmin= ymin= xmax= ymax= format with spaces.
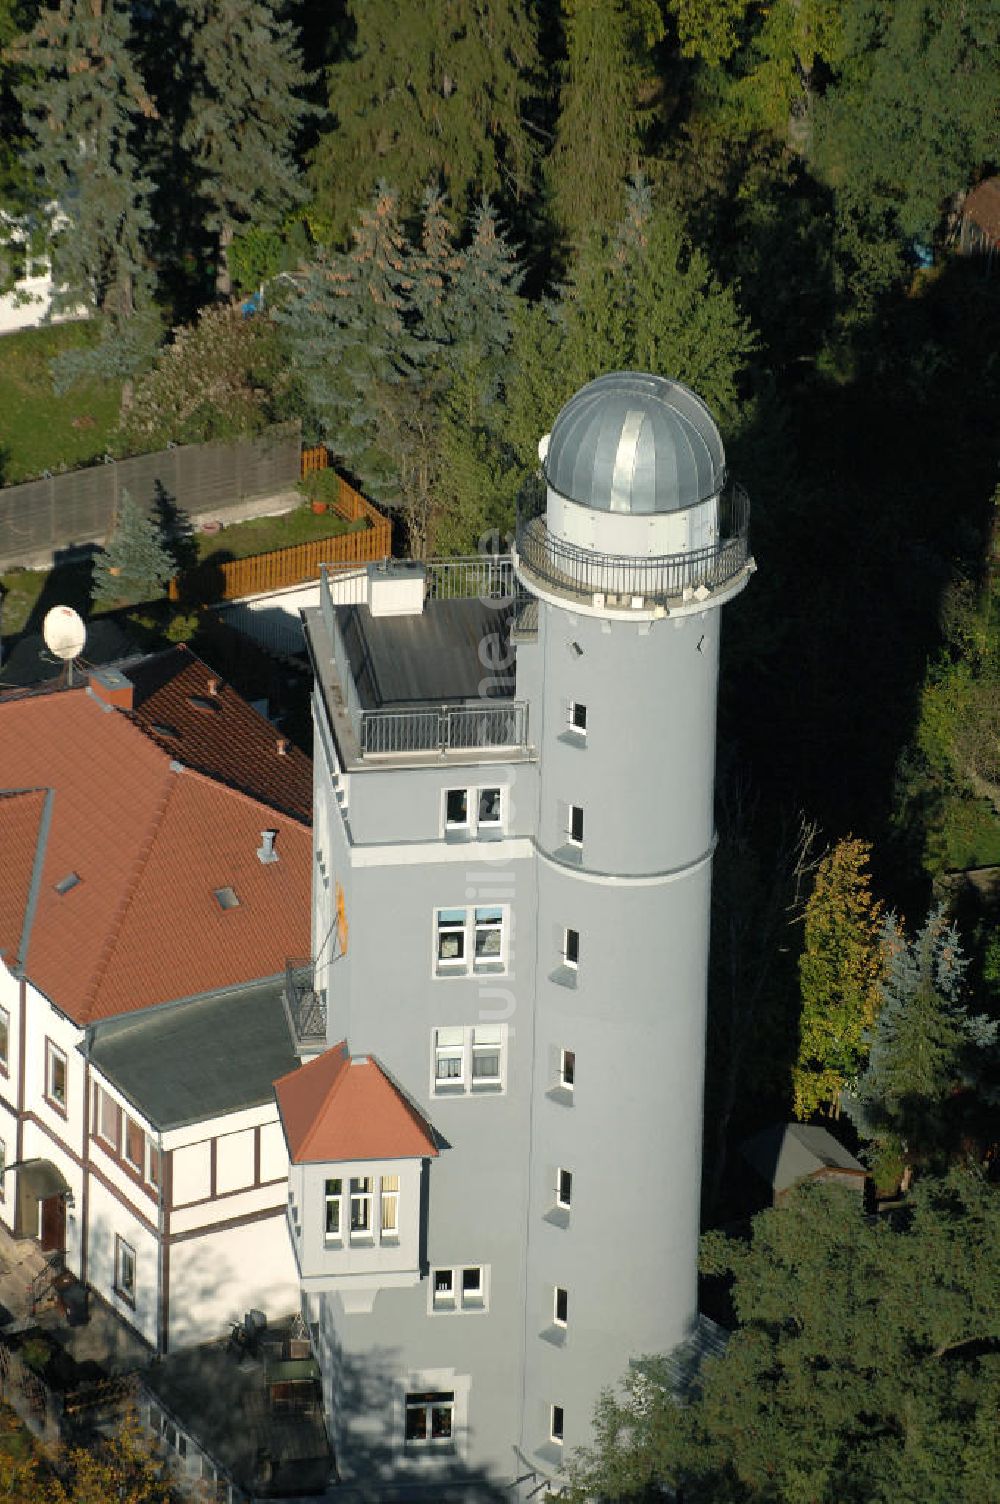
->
xmin=193 ymin=504 xmax=364 ymax=562
xmin=0 ymin=322 xmax=122 ymax=483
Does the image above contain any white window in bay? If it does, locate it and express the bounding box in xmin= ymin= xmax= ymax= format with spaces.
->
xmin=324 ymin=1177 xmax=343 ymax=1240
xmin=405 ymin=1389 xmax=455 ymax=1447
xmin=461 ymin=1265 xmax=485 ymax=1308
xmin=380 ymin=1174 xmax=400 ymax=1237
xmin=473 ymin=907 xmax=504 ymax=972
xmin=471 ymin=1026 xmax=502 ymax=1086
xmin=435 ymin=1026 xmax=465 ymax=1086
xmin=436 ymin=909 xmax=466 ymax=970
xmin=432 ymin=1267 xmax=455 ymax=1309
xmin=350 ymin=1176 xmax=373 ymax=1236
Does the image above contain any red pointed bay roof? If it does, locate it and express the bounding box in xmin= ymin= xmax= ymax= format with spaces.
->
xmin=274 ymin=1043 xmax=439 ymax=1164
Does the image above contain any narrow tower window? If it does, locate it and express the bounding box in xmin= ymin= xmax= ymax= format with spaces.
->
xmin=554 ymin=1287 xmax=568 ymax=1326
xmin=560 ymin=1049 xmax=575 ymax=1090
xmin=550 ymin=1405 xmax=565 ymax=1444
xmin=569 ymin=702 xmax=587 ymax=735
xmin=564 ymin=928 xmax=580 ymax=968
xmin=556 ymin=1168 xmax=573 ymax=1208
xmin=568 ymin=805 xmax=584 ymax=845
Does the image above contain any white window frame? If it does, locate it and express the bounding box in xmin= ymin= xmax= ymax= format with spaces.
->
xmin=429 ymin=1265 xmax=489 ymax=1314
xmin=404 ymin=1389 xmax=456 ymax=1449
xmin=0 ymin=1137 xmax=6 ymax=1202
xmin=380 ymin=1174 xmax=400 ymax=1239
xmin=45 ymin=1040 xmax=67 ymax=1112
xmin=568 ymin=701 xmax=587 ymax=736
xmin=324 ymin=1177 xmax=343 ymax=1242
xmin=563 ymin=927 xmax=580 ymax=969
xmin=568 ymin=805 xmax=584 ymax=847
xmin=554 ymin=1286 xmax=568 ymax=1328
xmin=550 ymin=1404 xmax=565 ymax=1445
xmin=556 ymin=1167 xmax=573 ymax=1209
xmin=146 ymin=1140 xmax=161 ymax=1190
xmin=115 ymin=1235 xmax=136 ymax=1304
xmin=124 ymin=1114 xmax=145 ymax=1173
xmin=0 ymin=1004 xmax=8 ymax=1073
xmin=96 ymin=1084 xmax=120 ymax=1150
xmin=349 ymin=1176 xmax=374 ymax=1240
xmin=433 ymin=907 xmax=508 ymax=977
xmin=442 ymin=785 xmax=504 ymax=837
xmin=431 ymin=1024 xmax=507 ymax=1096
xmin=559 ymin=1049 xmax=575 ymax=1091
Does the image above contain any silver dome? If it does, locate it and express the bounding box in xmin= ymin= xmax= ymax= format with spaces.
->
xmin=543 ymin=372 xmax=726 ymax=515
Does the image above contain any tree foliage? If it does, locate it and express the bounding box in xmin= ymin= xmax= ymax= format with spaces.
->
xmin=309 ymin=1 xmax=539 ymax=244
xmin=568 ymin=1171 xmax=1000 ymax=1504
xmin=120 ymin=305 xmax=289 ymax=450
xmin=92 ymin=488 xmax=176 ymax=609
xmin=849 ymin=908 xmax=998 ymax=1172
xmin=546 ymin=0 xmax=664 ymax=246
xmin=792 ymin=837 xmax=884 ymax=1118
xmin=177 ymin=0 xmax=311 ymax=295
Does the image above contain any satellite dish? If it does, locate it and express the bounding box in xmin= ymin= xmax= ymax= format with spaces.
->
xmin=43 ymin=605 xmax=87 ymax=662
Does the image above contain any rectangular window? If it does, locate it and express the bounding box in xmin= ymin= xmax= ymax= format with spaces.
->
xmin=0 ymin=1137 xmax=6 ymax=1201
xmin=432 ymin=1268 xmax=455 ymax=1310
xmin=434 ymin=907 xmax=508 ymax=977
xmin=380 ymin=1174 xmax=399 ymax=1236
xmin=564 ymin=928 xmax=580 ymax=969
xmin=569 ymin=806 xmax=584 ymax=845
xmin=569 ymin=702 xmax=587 ymax=735
xmin=436 ymin=909 xmax=467 ymax=970
xmin=431 ymin=1266 xmax=488 ymax=1312
xmin=349 ymin=1176 xmax=373 ymax=1237
xmin=551 ymin=1405 xmax=564 ymax=1444
xmin=0 ymin=1005 xmax=8 ymax=1072
xmin=125 ymin=1117 xmax=144 ymax=1172
xmin=324 ymin=1178 xmax=343 ymax=1240
xmin=556 ymin=1168 xmax=573 ymax=1209
xmin=404 ymin=1391 xmax=455 ymax=1447
xmin=434 ymin=1026 xmax=465 ymax=1086
xmin=473 ymin=907 xmax=504 ymax=972
xmin=471 ymin=1026 xmax=502 ymax=1086
xmin=478 ymin=787 xmax=502 ymax=828
xmin=115 ymin=1236 xmax=136 ymax=1305
xmin=445 ymin=789 xmax=469 ymax=829
xmin=46 ymin=1042 xmax=67 ymax=1113
xmin=97 ymin=1087 xmax=120 ymax=1149
xmin=431 ymin=1024 xmax=507 ymax=1096
xmin=560 ymin=1049 xmax=576 ymax=1091
xmin=554 ymin=1287 xmax=568 ymax=1327
xmin=146 ymin=1144 xmax=161 ymax=1189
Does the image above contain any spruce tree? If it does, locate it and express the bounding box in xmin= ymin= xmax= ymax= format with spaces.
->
xmin=309 ymin=0 xmax=539 ymax=242
xmin=92 ymin=488 xmax=176 ymax=608
xmin=546 ymin=0 xmax=663 ymax=247
xmin=178 ymin=0 xmax=310 ymax=296
xmin=12 ymin=0 xmax=156 ymax=325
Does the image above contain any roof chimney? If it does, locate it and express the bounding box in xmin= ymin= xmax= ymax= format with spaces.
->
xmin=276 ymin=737 xmax=288 ymax=756
xmin=88 ymin=667 xmax=135 ymax=711
xmin=207 ymin=676 xmax=220 ymax=696
xmin=257 ymin=830 xmax=279 ymax=864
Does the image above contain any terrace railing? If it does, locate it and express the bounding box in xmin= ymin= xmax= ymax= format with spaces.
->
xmin=358 ymin=701 xmax=529 ymax=757
xmin=515 ymin=483 xmax=751 ymax=609
xmin=282 ymin=960 xmax=326 ymax=1053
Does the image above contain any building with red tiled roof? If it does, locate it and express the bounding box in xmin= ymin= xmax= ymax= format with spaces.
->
xmin=274 ymin=1042 xmax=438 ymax=1164
xmin=0 ymin=661 xmax=314 ymax=1362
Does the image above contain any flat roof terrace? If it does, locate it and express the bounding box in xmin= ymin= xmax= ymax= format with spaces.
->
xmin=304 ymin=560 xmax=536 ymax=768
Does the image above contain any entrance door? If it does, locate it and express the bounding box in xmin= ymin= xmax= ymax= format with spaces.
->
xmin=39 ymin=1194 xmax=66 ymax=1254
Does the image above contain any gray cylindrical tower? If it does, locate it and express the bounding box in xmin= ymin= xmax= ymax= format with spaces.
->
xmin=512 ymin=372 xmax=754 ymax=1476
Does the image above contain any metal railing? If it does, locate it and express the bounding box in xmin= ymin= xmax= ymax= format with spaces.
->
xmin=359 ymin=701 xmax=529 ymax=757
xmin=282 ymin=960 xmax=326 ymax=1051
xmin=423 ymin=556 xmax=517 ymax=601
xmin=515 ymin=483 xmax=751 ymax=608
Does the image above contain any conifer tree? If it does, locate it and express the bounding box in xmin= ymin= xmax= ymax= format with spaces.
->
xmin=11 ymin=0 xmax=157 ymax=334
xmin=546 ymin=0 xmax=663 ymax=247
xmin=792 ymin=837 xmax=884 ymax=1119
xmin=92 ymin=488 xmax=176 ymax=608
xmin=309 ymin=1 xmax=539 ymax=242
xmin=178 ymin=0 xmax=310 ymax=296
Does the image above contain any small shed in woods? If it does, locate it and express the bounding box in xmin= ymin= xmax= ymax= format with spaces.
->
xmin=739 ymin=1122 xmax=867 ymax=1206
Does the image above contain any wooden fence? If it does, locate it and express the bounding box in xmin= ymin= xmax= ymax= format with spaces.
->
xmin=169 ymin=476 xmax=391 ymax=603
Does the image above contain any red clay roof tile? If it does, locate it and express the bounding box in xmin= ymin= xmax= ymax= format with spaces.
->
xmin=0 ymin=682 xmax=310 ymax=1024
xmin=274 ymin=1044 xmax=438 ymax=1164
xmin=0 ymin=788 xmax=48 ymax=963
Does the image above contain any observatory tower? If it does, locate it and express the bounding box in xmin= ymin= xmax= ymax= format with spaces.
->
xmin=512 ymin=371 xmax=754 ymax=1465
